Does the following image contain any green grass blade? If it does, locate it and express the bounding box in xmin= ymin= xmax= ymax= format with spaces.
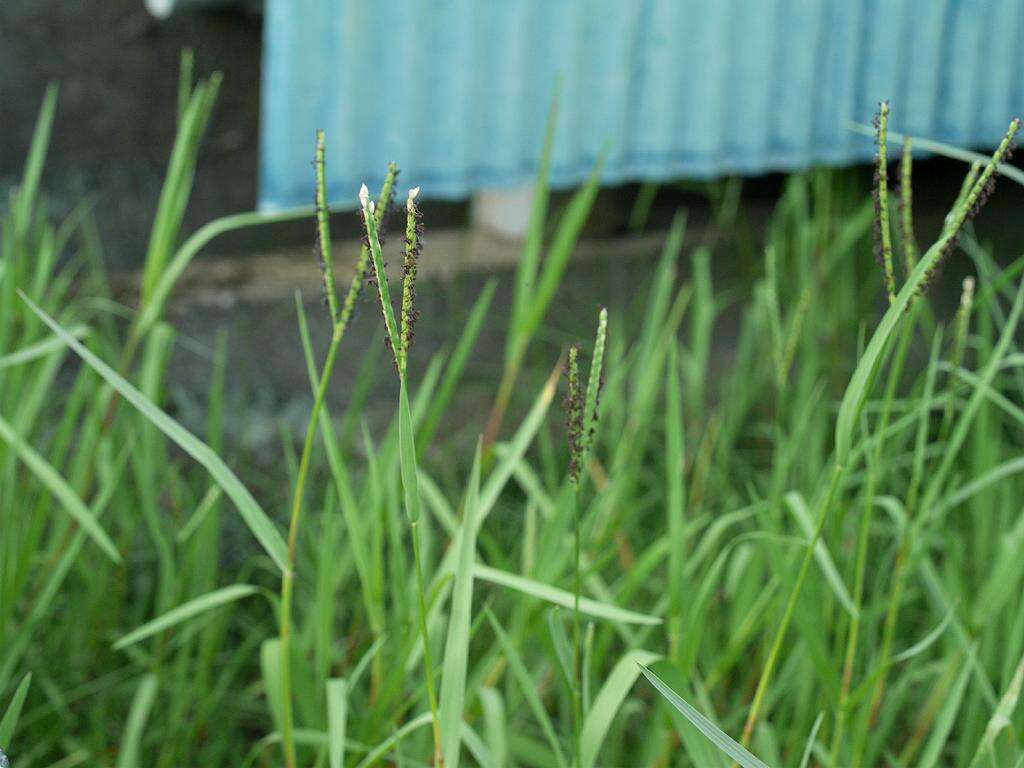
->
xmin=176 ymin=485 xmax=224 ymax=544
xmin=135 ymin=207 xmax=318 ymax=340
xmin=15 ymin=83 xmax=58 ymax=232
xmin=638 ymin=665 xmax=769 ymax=768
xmin=513 ymin=159 xmax=604 ymax=362
xmin=784 ymin=491 xmax=857 ymax=617
xmin=19 ymin=291 xmax=289 ymax=572
xmin=580 ymin=650 xmax=660 ymax=768
xmin=799 ymin=713 xmax=824 ymax=768
xmin=967 ymin=649 xmax=1024 ymax=768
xmin=439 ymin=441 xmax=482 ymax=768
xmin=0 ymin=412 xmax=120 ymax=562
xmin=327 ymin=678 xmax=347 ymax=768
xmin=509 ymin=87 xmax=559 ymax=363
xmin=418 ymin=280 xmax=496 ymax=454
xmin=261 ymin=638 xmax=285 ymax=735
xmin=113 ymin=584 xmax=259 ymax=651
xmin=478 ymin=687 xmax=508 ymax=768
xmin=460 ymin=721 xmax=499 ymax=768
xmin=848 ymin=121 xmax=1024 ymax=188
xmin=115 ymin=675 xmax=158 ymax=768
xmin=141 ymin=74 xmax=221 ymax=303
xmin=916 ymin=658 xmax=972 ymax=768
xmin=478 ymin=360 xmax=561 ymax=523
xmin=485 ymin=610 xmax=568 ymax=768
xmin=0 ymin=673 xmax=32 ymax=747
xmin=0 ymin=324 xmax=89 ymax=369
xmin=474 ymin=564 xmax=660 ymax=625
xmin=354 ymin=712 xmax=434 ymax=768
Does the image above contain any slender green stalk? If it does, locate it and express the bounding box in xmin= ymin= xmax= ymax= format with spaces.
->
xmin=279 ymin=327 xmax=342 ymax=768
xmin=941 ymin=276 xmax=976 ymax=437
xmin=829 ymin=309 xmax=918 ymax=766
xmin=739 ymin=461 xmax=844 ymax=749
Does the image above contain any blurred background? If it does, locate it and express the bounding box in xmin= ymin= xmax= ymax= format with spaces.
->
xmin=3 ymin=0 xmax=1024 ymax=437
xmin=5 ymin=1 xmax=1024 ymax=258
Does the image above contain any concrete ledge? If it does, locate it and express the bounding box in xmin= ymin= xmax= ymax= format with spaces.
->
xmin=111 ymin=227 xmax=672 ymax=309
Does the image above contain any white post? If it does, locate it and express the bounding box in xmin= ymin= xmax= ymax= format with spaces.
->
xmin=471 ymin=186 xmax=536 ymax=241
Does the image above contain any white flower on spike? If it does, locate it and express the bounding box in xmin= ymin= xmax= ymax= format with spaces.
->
xmin=407 ymin=186 xmax=420 ymax=212
xmin=359 ymin=183 xmax=374 ymax=216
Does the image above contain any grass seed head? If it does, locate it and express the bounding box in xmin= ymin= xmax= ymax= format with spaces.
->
xmin=399 ymin=186 xmax=424 ymax=375
xmin=872 ymin=101 xmax=896 ymax=303
xmin=313 ymin=129 xmax=338 ymax=321
xmin=564 ymin=343 xmax=583 ymax=485
xmin=919 ymin=118 xmax=1021 ymax=295
xmin=897 ymin=138 xmax=919 ymax=271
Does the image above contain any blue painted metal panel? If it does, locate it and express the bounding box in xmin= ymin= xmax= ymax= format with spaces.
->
xmin=259 ymin=0 xmax=1024 ymax=210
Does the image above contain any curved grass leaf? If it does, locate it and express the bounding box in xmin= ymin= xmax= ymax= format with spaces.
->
xmin=0 ymin=324 xmax=88 ymax=369
xmin=0 ymin=673 xmax=32 ymax=747
xmin=113 ymin=584 xmax=259 ymax=650
xmin=798 ymin=713 xmax=824 ymax=768
xmin=354 ymin=712 xmax=434 ymax=768
xmin=581 ymin=649 xmax=660 ymax=768
xmin=0 ymin=412 xmax=120 ymax=562
xmin=115 ymin=675 xmax=158 ymax=768
xmin=638 ymin=665 xmax=769 ymax=768
xmin=474 ymin=564 xmax=661 ymax=625
xmin=784 ymin=491 xmax=856 ymax=617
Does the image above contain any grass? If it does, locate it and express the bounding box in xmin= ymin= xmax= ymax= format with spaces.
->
xmin=3 ymin=66 xmax=1024 ymax=767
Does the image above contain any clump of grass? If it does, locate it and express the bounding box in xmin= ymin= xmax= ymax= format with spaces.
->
xmin=278 ymin=132 xmax=401 ymax=768
xmin=6 ymin=74 xmax=1024 ymax=768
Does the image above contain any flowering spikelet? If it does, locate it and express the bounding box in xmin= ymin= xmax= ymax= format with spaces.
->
xmin=338 ymin=163 xmax=399 ymax=336
xmin=872 ymin=101 xmax=896 ymax=303
xmin=918 ymin=118 xmax=1021 ymax=296
xmin=313 ymin=130 xmax=339 ymax=322
xmin=564 ymin=344 xmax=583 ymax=485
xmin=897 ymin=138 xmax=919 ymax=272
xmin=581 ymin=307 xmax=608 ymax=458
xmin=564 ymin=308 xmax=609 ymax=487
xmin=358 ymin=182 xmax=403 ymax=372
xmin=953 ymin=275 xmax=975 ymax=363
xmin=399 ymin=186 xmax=423 ymax=376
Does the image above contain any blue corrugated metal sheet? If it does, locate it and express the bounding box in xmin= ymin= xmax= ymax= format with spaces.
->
xmin=260 ymin=0 xmax=1024 ymax=210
